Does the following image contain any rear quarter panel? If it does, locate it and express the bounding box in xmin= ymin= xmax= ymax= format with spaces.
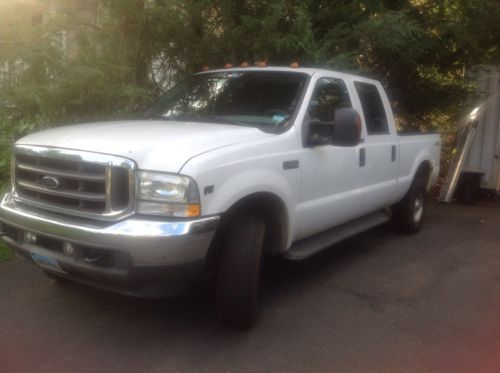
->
xmin=395 ymin=133 xmax=441 ymax=202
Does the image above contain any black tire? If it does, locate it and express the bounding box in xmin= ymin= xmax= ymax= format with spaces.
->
xmin=392 ymin=178 xmax=428 ymax=234
xmin=217 ymin=215 xmax=266 ymax=329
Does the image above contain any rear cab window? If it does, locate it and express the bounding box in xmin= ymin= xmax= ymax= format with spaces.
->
xmin=354 ymin=82 xmax=389 ymax=135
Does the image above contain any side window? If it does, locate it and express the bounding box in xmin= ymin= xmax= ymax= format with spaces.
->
xmin=354 ymin=82 xmax=388 ymax=135
xmin=308 ymin=78 xmax=352 ymax=122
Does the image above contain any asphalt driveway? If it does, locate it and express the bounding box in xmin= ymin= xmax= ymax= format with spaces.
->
xmin=1 ymin=201 xmax=499 ymax=373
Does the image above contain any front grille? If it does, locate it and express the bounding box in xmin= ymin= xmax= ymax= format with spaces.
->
xmin=12 ymin=145 xmax=135 ymax=220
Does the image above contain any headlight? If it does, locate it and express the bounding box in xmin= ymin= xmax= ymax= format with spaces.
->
xmin=136 ymin=171 xmax=200 ymax=217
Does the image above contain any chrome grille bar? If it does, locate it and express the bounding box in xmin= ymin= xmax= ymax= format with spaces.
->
xmin=105 ymin=166 xmax=113 ymax=213
xmin=17 ymin=180 xmax=107 ymax=202
xmin=17 ymin=162 xmax=106 ymax=182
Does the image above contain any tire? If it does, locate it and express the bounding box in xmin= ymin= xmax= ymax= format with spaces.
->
xmin=392 ymin=178 xmax=428 ymax=234
xmin=217 ymin=215 xmax=266 ymax=329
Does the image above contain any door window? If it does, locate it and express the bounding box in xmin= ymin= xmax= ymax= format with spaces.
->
xmin=354 ymin=82 xmax=389 ymax=135
xmin=308 ymin=78 xmax=352 ymax=122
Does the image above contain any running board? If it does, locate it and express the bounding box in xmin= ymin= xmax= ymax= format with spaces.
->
xmin=284 ymin=210 xmax=390 ymax=261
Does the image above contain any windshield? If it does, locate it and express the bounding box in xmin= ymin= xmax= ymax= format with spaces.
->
xmin=144 ymin=71 xmax=308 ymax=127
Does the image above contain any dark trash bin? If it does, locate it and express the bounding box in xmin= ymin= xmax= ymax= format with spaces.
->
xmin=455 ymin=171 xmax=484 ymax=204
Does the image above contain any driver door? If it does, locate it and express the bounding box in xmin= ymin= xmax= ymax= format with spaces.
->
xmin=296 ymin=76 xmax=362 ymax=240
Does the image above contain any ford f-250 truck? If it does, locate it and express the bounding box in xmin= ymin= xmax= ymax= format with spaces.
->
xmin=0 ymin=67 xmax=440 ymax=328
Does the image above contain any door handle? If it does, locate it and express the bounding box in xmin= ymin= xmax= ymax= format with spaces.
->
xmin=359 ymin=148 xmax=366 ymax=167
xmin=391 ymin=145 xmax=396 ymax=162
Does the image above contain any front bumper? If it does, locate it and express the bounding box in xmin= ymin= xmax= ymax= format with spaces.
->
xmin=0 ymin=192 xmax=219 ymax=297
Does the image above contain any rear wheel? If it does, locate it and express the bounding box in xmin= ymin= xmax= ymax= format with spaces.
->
xmin=392 ymin=178 xmax=428 ymax=234
xmin=216 ymin=215 xmax=265 ymax=329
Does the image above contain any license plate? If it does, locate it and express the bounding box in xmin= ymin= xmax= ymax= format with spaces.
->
xmin=31 ymin=252 xmax=67 ymax=274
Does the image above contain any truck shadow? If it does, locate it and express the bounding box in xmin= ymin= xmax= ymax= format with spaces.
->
xmin=50 ymin=224 xmax=395 ymax=336
xmin=260 ymin=225 xmax=392 ymax=306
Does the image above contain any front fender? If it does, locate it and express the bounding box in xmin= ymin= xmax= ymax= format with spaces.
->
xmin=202 ymin=169 xmax=295 ymax=246
xmin=208 ymin=170 xmax=293 ymax=212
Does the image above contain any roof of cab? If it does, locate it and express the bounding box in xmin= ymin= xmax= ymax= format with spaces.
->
xmin=196 ymin=66 xmax=380 ymax=85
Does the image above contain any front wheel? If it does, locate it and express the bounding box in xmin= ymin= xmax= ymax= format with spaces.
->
xmin=392 ymin=178 xmax=428 ymax=234
xmin=216 ymin=215 xmax=265 ymax=329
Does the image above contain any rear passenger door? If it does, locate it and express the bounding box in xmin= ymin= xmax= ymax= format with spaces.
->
xmin=352 ymin=81 xmax=398 ymax=214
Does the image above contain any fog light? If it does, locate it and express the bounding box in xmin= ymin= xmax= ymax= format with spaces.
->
xmin=63 ymin=242 xmax=74 ymax=256
xmin=23 ymin=231 xmax=37 ymax=244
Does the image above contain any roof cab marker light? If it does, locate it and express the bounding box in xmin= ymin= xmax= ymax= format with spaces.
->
xmin=203 ymin=61 xmax=304 ymax=70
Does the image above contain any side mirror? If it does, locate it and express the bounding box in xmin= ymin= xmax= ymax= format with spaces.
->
xmin=307 ymin=120 xmax=335 ymax=147
xmin=331 ymin=108 xmax=362 ymax=147
xmin=306 ymin=108 xmax=361 ymax=147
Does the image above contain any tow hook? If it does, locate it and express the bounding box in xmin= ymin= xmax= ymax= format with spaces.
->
xmin=83 ymin=249 xmax=113 ymax=266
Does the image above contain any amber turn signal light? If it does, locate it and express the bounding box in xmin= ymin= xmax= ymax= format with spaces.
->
xmin=185 ymin=204 xmax=201 ymax=217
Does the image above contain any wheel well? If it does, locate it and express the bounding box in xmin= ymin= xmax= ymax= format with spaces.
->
xmin=223 ymin=193 xmax=288 ymax=255
xmin=415 ymin=161 xmax=432 ymax=190
xmin=204 ymin=193 xmax=288 ymax=273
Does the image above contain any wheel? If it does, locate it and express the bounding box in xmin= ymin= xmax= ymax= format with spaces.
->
xmin=216 ymin=215 xmax=266 ymax=329
xmin=392 ymin=178 xmax=428 ymax=234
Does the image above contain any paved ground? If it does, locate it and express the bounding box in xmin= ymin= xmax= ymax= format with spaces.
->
xmin=1 ymin=201 xmax=500 ymax=373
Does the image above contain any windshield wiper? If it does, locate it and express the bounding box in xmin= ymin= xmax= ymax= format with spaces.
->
xmin=149 ymin=114 xmax=249 ymax=126
xmin=204 ymin=116 xmax=249 ymax=126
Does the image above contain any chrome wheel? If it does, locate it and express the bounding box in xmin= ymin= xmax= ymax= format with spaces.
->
xmin=393 ymin=178 xmax=427 ymax=234
xmin=413 ymin=192 xmax=424 ymax=223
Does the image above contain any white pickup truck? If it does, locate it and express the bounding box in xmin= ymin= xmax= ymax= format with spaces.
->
xmin=0 ymin=67 xmax=440 ymax=328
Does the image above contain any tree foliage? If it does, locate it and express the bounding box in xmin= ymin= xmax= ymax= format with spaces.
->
xmin=0 ymin=0 xmax=500 ymax=185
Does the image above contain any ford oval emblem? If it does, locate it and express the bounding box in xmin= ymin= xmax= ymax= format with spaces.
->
xmin=41 ymin=176 xmax=61 ymax=190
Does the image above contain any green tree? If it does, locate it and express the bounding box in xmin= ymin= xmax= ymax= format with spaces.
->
xmin=1 ymin=0 xmax=500 ymax=186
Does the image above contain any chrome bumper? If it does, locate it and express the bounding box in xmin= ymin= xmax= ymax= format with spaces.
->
xmin=0 ymin=192 xmax=219 ymax=296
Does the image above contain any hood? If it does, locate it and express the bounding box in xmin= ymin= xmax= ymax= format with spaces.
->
xmin=17 ymin=120 xmax=272 ymax=172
